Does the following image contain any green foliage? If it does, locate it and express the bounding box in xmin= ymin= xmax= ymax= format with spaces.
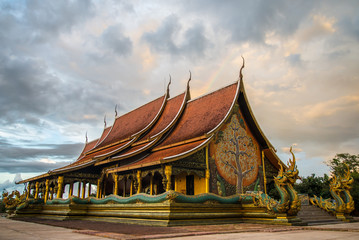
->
xmin=294 ymin=174 xmax=331 ymax=198
xmin=328 ymin=153 xmax=359 ymax=175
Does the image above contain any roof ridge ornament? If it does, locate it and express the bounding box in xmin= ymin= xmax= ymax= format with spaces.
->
xmin=186 ymin=70 xmax=192 ymax=100
xmin=104 ymin=114 xmax=107 ymax=128
xmin=115 ymin=104 xmax=118 ymax=117
xmin=239 ymin=56 xmax=245 ymax=82
xmin=85 ymin=131 xmax=88 ymax=144
xmin=166 ymin=74 xmax=172 ymax=98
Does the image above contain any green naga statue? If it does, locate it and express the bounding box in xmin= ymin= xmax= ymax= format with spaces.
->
xmin=252 ymin=147 xmax=301 ymax=215
xmin=310 ymin=164 xmax=355 ymax=219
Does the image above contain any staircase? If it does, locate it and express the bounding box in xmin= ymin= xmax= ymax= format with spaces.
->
xmin=297 ymin=204 xmax=343 ymax=225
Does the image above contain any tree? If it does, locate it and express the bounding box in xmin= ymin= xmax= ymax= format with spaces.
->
xmin=327 ymin=153 xmax=359 ymax=216
xmin=294 ymin=174 xmax=331 ymax=199
xmin=215 ymin=115 xmax=258 ymax=194
xmin=327 ymin=153 xmax=359 ymax=175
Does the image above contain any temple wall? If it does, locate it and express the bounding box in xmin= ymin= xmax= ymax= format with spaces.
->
xmin=209 ymin=104 xmax=262 ymax=195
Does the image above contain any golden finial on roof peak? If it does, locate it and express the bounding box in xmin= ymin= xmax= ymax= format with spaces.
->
xmin=239 ymin=56 xmax=245 ymax=82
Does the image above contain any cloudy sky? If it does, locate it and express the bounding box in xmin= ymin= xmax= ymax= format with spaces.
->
xmin=1 ymin=0 xmax=358 ymax=190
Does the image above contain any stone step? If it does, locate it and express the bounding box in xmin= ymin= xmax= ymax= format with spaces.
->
xmin=299 ymin=216 xmax=338 ymax=221
xmin=305 ymin=219 xmax=343 ymax=226
xmin=297 ymin=204 xmax=343 ymax=225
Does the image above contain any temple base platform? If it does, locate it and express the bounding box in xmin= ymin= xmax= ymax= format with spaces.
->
xmin=13 ymin=192 xmax=307 ymax=226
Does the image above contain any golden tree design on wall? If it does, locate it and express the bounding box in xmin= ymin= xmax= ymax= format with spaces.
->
xmin=215 ymin=114 xmax=259 ymax=194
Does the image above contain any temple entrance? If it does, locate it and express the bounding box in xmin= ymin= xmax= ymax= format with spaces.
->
xmin=103 ymin=174 xmax=114 ymax=196
xmin=186 ymin=175 xmax=194 ymax=195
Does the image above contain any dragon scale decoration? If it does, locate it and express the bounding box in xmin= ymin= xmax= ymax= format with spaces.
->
xmin=252 ymin=146 xmax=300 ymax=215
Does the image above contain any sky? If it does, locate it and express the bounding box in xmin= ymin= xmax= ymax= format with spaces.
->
xmin=1 ymin=0 xmax=358 ymax=192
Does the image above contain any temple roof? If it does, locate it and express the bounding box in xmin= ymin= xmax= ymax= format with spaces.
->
xmin=19 ymin=73 xmax=285 ymax=184
xmin=96 ymin=95 xmax=166 ymax=148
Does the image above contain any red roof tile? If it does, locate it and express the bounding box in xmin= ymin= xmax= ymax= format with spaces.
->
xmin=77 ymin=139 xmax=98 ymax=160
xmin=96 ymin=96 xmax=166 ymax=148
xmin=95 ymin=126 xmax=111 ymax=147
xmin=158 ymin=83 xmax=237 ymax=147
xmin=140 ymin=93 xmax=186 ymax=140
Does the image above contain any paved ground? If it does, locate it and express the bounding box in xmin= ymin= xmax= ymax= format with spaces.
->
xmin=1 ymin=216 xmax=359 ymax=240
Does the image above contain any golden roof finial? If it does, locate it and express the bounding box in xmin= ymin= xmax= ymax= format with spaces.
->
xmin=239 ymin=56 xmax=245 ymax=82
xmin=166 ymin=74 xmax=172 ymax=98
xmin=186 ymin=70 xmax=192 ymax=100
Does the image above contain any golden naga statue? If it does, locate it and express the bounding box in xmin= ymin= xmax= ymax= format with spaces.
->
xmin=253 ymin=146 xmax=300 ymax=215
xmin=2 ymin=190 xmax=26 ymax=211
xmin=284 ymin=147 xmax=301 ymax=215
xmin=310 ymin=163 xmax=355 ymax=217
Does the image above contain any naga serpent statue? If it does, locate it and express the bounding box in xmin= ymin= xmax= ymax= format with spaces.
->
xmin=253 ymin=146 xmax=300 ymax=215
xmin=2 ymin=190 xmax=26 ymax=211
xmin=284 ymin=147 xmax=301 ymax=215
xmin=310 ymin=164 xmax=355 ymax=217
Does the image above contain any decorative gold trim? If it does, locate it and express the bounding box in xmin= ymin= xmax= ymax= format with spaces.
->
xmin=262 ymin=150 xmax=267 ymax=195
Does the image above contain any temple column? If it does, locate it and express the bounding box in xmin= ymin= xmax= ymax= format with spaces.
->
xmin=96 ymin=179 xmax=101 ymax=198
xmin=81 ymin=181 xmax=86 ymax=198
xmin=136 ymin=170 xmax=142 ymax=194
xmin=26 ymin=183 xmax=31 ymax=200
xmin=165 ymin=165 xmax=172 ymax=191
xmin=49 ymin=187 xmax=53 ymax=200
xmin=150 ymin=174 xmax=153 ymax=195
xmin=88 ymin=183 xmax=91 ymax=197
xmin=56 ymin=176 xmax=64 ymax=198
xmin=35 ymin=182 xmax=39 ymax=199
xmin=69 ymin=182 xmax=73 ymax=197
xmin=205 ymin=170 xmax=210 ymax=193
xmin=114 ymin=174 xmax=119 ymax=195
xmin=44 ymin=179 xmax=49 ymax=203
xmin=77 ymin=181 xmax=81 ymax=197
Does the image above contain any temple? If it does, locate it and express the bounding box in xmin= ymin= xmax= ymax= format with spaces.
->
xmin=16 ymin=65 xmax=303 ymax=226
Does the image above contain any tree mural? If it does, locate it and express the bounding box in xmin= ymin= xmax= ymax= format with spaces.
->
xmin=213 ymin=114 xmax=260 ymax=194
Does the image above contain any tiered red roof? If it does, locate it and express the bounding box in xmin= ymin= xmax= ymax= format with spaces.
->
xmin=19 ymin=76 xmax=284 ymax=184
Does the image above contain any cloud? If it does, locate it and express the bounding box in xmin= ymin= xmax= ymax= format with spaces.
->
xmin=0 ymin=138 xmax=83 ymax=161
xmin=0 ymin=159 xmax=72 ymax=174
xmin=101 ymin=24 xmax=133 ymax=57
xmin=286 ymin=54 xmax=302 ymax=66
xmin=142 ymin=14 xmax=211 ymax=58
xmin=23 ymin=0 xmax=94 ymax=41
xmin=182 ymin=0 xmax=315 ymax=44
xmin=0 ymin=137 xmax=81 ymax=173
